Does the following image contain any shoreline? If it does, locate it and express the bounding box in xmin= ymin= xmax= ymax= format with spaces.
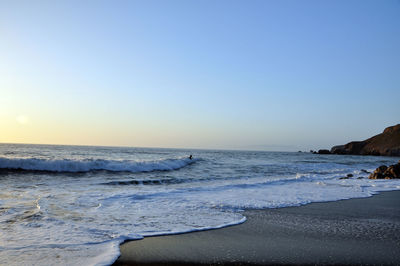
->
xmin=113 ymin=190 xmax=400 ymax=265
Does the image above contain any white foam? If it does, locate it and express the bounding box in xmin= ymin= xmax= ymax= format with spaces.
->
xmin=0 ymin=156 xmax=196 ymax=173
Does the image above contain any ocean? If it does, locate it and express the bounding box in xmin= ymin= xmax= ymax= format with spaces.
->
xmin=0 ymin=143 xmax=399 ymax=265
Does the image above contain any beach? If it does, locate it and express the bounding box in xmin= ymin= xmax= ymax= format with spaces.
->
xmin=2 ymin=144 xmax=400 ymax=265
xmin=114 ymin=190 xmax=400 ymax=266
xmin=3 ymin=0 xmax=400 ymax=264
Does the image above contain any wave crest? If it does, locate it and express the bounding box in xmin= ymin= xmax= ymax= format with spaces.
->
xmin=0 ymin=157 xmax=197 ymax=173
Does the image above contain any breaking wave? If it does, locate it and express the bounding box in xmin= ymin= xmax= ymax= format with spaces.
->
xmin=0 ymin=157 xmax=197 ymax=173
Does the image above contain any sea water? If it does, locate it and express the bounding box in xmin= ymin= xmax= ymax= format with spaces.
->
xmin=0 ymin=143 xmax=399 ymax=265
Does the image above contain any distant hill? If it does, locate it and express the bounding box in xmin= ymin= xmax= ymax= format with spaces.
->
xmin=330 ymin=124 xmax=400 ymax=156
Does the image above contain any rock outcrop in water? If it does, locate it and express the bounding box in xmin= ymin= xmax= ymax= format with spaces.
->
xmin=330 ymin=124 xmax=400 ymax=156
xmin=317 ymin=149 xmax=331 ymax=154
xmin=369 ymin=161 xmax=400 ymax=179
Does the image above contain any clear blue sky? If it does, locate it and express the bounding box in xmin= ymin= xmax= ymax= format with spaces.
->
xmin=1 ymin=0 xmax=399 ymax=151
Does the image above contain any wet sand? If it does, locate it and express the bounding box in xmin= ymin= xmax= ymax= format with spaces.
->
xmin=113 ymin=190 xmax=400 ymax=265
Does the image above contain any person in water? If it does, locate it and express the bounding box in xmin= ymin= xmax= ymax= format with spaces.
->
xmin=189 ymin=155 xmax=193 ymax=160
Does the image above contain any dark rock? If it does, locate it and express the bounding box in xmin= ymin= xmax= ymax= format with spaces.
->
xmin=360 ymin=169 xmax=370 ymax=174
xmin=330 ymin=145 xmax=346 ymax=154
xmin=318 ymin=149 xmax=331 ymax=154
xmin=369 ymin=164 xmax=400 ymax=179
xmin=369 ymin=165 xmax=388 ymax=179
xmin=357 ymin=176 xmax=364 ymax=179
xmin=340 ymin=173 xmax=354 ymax=180
xmin=383 ymin=164 xmax=400 ymax=179
xmin=369 ymin=172 xmax=384 ymax=179
xmin=330 ymin=124 xmax=400 ymax=157
xmin=376 ymin=165 xmax=388 ymax=173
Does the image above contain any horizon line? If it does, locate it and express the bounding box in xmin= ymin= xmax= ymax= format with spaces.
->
xmin=0 ymin=141 xmax=309 ymax=153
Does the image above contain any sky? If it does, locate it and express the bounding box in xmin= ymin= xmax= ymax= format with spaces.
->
xmin=0 ymin=0 xmax=399 ymax=151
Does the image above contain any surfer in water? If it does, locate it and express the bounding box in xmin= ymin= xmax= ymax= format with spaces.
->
xmin=189 ymin=155 xmax=193 ymax=160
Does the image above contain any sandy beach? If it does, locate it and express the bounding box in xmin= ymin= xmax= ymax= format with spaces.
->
xmin=3 ymin=0 xmax=400 ymax=264
xmin=114 ymin=190 xmax=400 ymax=266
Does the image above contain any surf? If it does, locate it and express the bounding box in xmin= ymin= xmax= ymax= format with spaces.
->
xmin=0 ymin=156 xmax=197 ymax=173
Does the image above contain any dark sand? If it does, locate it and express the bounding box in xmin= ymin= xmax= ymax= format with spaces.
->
xmin=114 ymin=191 xmax=400 ymax=266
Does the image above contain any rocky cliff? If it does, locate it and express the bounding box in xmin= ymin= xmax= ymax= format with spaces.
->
xmin=330 ymin=124 xmax=400 ymax=156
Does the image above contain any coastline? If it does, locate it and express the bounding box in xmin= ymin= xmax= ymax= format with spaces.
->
xmin=113 ymin=190 xmax=400 ymax=266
